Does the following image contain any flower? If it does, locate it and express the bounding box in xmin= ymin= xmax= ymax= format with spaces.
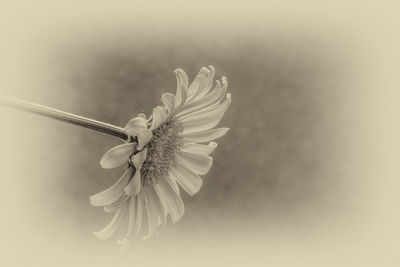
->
xmin=89 ymin=66 xmax=231 ymax=247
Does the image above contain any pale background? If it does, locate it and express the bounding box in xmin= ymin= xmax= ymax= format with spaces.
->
xmin=0 ymin=1 xmax=398 ymax=266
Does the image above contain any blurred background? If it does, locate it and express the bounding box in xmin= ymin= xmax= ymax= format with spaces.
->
xmin=0 ymin=1 xmax=397 ymax=266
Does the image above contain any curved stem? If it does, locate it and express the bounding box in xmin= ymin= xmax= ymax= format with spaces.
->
xmin=0 ymin=95 xmax=129 ymax=140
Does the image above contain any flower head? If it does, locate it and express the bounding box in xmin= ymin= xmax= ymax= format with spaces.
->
xmin=90 ymin=66 xmax=231 ymax=247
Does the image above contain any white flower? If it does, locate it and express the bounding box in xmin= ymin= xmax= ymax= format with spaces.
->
xmin=90 ymin=66 xmax=231 ymax=247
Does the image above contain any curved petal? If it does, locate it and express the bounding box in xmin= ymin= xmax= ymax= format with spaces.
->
xmin=186 ymin=67 xmax=209 ymax=103
xmin=150 ymin=106 xmax=168 ymax=130
xmin=143 ymin=186 xmax=165 ymax=239
xmin=182 ymin=127 xmax=229 ymax=143
xmin=90 ymin=168 xmax=133 ymax=206
xmin=175 ymin=77 xmax=228 ymax=118
xmin=175 ymin=151 xmax=213 ymax=175
xmin=126 ymin=116 xmax=153 ymax=150
xmin=94 ymin=197 xmax=129 ymax=240
xmin=134 ymin=195 xmax=143 ymax=234
xmin=180 ymin=93 xmax=231 ymax=135
xmin=136 ymin=129 xmax=153 ymax=150
xmin=104 ymin=195 xmax=124 ymax=213
xmin=204 ymin=65 xmax=216 ymax=94
xmin=142 ymin=188 xmax=157 ymax=239
xmin=221 ymin=77 xmax=228 ymax=94
xmin=154 ymin=178 xmax=184 ymax=223
xmin=180 ymin=92 xmax=231 ymax=122
xmin=125 ymin=196 xmax=136 ymax=238
xmin=180 ymin=142 xmax=218 ymax=156
xmin=161 ymin=93 xmax=176 ymax=115
xmin=165 ymin=174 xmax=180 ymax=195
xmin=125 ymin=117 xmax=147 ymax=131
xmin=187 ymin=66 xmax=218 ymax=103
xmin=124 ymin=148 xmax=147 ymax=196
xmin=174 ymin=69 xmax=189 ymax=109
xmin=169 ymin=164 xmax=203 ymax=196
xmin=123 ymin=170 xmax=141 ymax=197
xmin=100 ymin=143 xmax=136 ymax=169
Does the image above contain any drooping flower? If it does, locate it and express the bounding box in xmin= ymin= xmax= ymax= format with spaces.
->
xmin=90 ymin=66 xmax=231 ymax=247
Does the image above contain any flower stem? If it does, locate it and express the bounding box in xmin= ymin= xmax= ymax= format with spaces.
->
xmin=0 ymin=95 xmax=128 ymax=140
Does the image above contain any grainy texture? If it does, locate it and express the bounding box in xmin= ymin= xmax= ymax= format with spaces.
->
xmin=37 ymin=30 xmax=354 ymax=236
xmin=0 ymin=1 xmax=396 ymax=266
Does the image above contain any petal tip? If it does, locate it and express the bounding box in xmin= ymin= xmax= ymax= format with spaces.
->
xmin=209 ymin=142 xmax=218 ymax=148
xmin=221 ymin=76 xmax=228 ymax=86
xmin=174 ymin=68 xmax=187 ymax=76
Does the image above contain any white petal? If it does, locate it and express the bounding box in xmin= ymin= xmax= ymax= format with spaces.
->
xmin=133 ymin=148 xmax=147 ymax=165
xmin=175 ymin=77 xmax=228 ymax=118
xmin=142 ymin=187 xmax=165 ymax=239
xmin=153 ymin=178 xmax=184 ymax=223
xmin=104 ymin=195 xmax=124 ymax=213
xmin=205 ymin=66 xmax=216 ymax=94
xmin=90 ymin=168 xmax=133 ymax=206
xmin=151 ymin=186 xmax=167 ymax=226
xmin=169 ymin=164 xmax=203 ymax=196
xmin=124 ymin=196 xmax=136 ymax=238
xmin=124 ymin=148 xmax=147 ymax=196
xmin=125 ymin=116 xmax=153 ymax=150
xmin=125 ymin=117 xmax=147 ymax=131
xmin=134 ymin=195 xmax=143 ymax=234
xmin=176 ymin=151 xmax=213 ymax=175
xmin=165 ymin=174 xmax=180 ymax=195
xmin=180 ymin=92 xmax=231 ymax=122
xmin=180 ymin=142 xmax=218 ymax=156
xmin=150 ymin=106 xmax=168 ymax=130
xmin=161 ymin=93 xmax=176 ymax=115
xmin=100 ymin=143 xmax=136 ymax=169
xmin=182 ymin=127 xmax=229 ymax=143
xmin=123 ymin=170 xmax=141 ymax=196
xmin=180 ymin=93 xmax=231 ymax=134
xmin=186 ymin=67 xmax=209 ymax=103
xmin=142 ymin=188 xmax=156 ymax=238
xmin=136 ymin=129 xmax=153 ymax=150
xmin=174 ymin=69 xmax=189 ymax=109
xmin=187 ymin=67 xmax=217 ymax=103
xmin=94 ymin=198 xmax=129 ymax=240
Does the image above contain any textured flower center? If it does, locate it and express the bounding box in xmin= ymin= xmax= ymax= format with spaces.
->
xmin=141 ymin=117 xmax=183 ymax=185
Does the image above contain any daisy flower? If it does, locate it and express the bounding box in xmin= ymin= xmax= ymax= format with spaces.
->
xmin=89 ymin=66 xmax=231 ymax=246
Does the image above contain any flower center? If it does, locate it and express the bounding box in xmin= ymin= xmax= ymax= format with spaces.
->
xmin=141 ymin=117 xmax=183 ymax=185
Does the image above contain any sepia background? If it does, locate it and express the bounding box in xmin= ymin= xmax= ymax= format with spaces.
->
xmin=0 ymin=1 xmax=397 ymax=266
